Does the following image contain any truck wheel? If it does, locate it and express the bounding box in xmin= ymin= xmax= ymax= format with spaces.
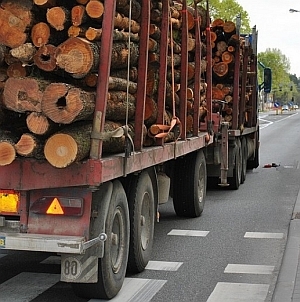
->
xmin=72 ymin=180 xmax=130 ymax=299
xmin=241 ymin=137 xmax=248 ymax=184
xmin=126 ymin=170 xmax=155 ymax=274
xmin=228 ymin=138 xmax=242 ymax=189
xmin=173 ymin=150 xmax=207 ymax=217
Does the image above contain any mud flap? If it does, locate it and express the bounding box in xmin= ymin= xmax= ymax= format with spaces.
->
xmin=61 ymin=253 xmax=99 ymax=283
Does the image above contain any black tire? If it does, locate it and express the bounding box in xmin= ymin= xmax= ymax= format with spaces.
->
xmin=126 ymin=171 xmax=155 ymax=274
xmin=228 ymin=138 xmax=242 ymax=190
xmin=72 ymin=180 xmax=130 ymax=300
xmin=241 ymin=137 xmax=248 ymax=184
xmin=247 ymin=129 xmax=259 ymax=170
xmin=173 ymin=150 xmax=207 ymax=217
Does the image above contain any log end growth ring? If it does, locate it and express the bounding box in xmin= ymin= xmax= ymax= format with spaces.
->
xmin=44 ymin=133 xmax=78 ymax=168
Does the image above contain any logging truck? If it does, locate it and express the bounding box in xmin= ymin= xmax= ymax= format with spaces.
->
xmin=0 ymin=0 xmax=259 ymax=299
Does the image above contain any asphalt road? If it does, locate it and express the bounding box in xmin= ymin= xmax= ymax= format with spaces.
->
xmin=1 ymin=110 xmax=300 ymax=302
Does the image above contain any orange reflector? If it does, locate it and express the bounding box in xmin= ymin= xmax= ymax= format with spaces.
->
xmin=46 ymin=198 xmax=64 ymax=215
xmin=0 ymin=191 xmax=19 ymax=214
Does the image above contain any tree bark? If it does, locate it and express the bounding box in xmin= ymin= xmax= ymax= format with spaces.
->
xmin=106 ymin=91 xmax=136 ymax=121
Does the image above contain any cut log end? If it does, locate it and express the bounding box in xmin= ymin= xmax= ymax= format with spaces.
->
xmin=15 ymin=134 xmax=35 ymax=156
xmin=44 ymin=133 xmax=78 ymax=168
xmin=0 ymin=142 xmax=16 ymax=166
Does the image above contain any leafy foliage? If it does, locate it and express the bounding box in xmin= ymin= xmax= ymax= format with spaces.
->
xmin=186 ymin=0 xmax=251 ymax=32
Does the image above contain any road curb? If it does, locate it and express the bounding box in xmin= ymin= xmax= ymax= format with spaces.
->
xmin=272 ymin=189 xmax=300 ymax=302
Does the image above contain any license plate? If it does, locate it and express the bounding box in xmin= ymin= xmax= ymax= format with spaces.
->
xmin=0 ymin=192 xmax=19 ymax=213
xmin=0 ymin=237 xmax=5 ymax=248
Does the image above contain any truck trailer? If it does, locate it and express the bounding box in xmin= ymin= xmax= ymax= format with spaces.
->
xmin=0 ymin=0 xmax=259 ymax=299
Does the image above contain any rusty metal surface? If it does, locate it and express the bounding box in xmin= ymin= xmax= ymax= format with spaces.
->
xmin=0 ymin=134 xmax=211 ymax=190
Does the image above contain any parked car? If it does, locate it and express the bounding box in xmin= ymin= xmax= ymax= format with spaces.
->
xmin=293 ymin=104 xmax=299 ymax=109
xmin=282 ymin=105 xmax=289 ymax=111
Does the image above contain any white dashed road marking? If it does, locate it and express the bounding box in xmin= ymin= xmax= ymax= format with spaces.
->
xmin=167 ymin=229 xmax=209 ymax=237
xmin=145 ymin=260 xmax=183 ymax=271
xmin=244 ymin=232 xmax=284 ymax=239
xmin=206 ymin=282 xmax=269 ymax=302
xmin=224 ymin=264 xmax=275 ymax=275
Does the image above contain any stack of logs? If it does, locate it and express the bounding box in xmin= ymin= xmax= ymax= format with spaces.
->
xmin=210 ymin=18 xmax=251 ymax=127
xmin=0 ymin=0 xmax=208 ymax=168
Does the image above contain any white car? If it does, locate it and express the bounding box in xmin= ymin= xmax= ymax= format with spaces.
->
xmin=282 ymin=105 xmax=289 ymax=111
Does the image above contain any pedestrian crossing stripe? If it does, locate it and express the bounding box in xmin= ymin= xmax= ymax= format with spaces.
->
xmin=0 ymin=272 xmax=60 ymax=302
xmin=93 ymin=278 xmax=167 ymax=302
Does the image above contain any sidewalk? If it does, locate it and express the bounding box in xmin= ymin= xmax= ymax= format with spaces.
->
xmin=272 ymin=188 xmax=300 ymax=302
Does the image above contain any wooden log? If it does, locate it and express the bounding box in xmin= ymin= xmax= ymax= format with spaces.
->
xmin=212 ymin=18 xmax=224 ymax=29
xmin=31 ymin=22 xmax=51 ymax=47
xmin=108 ymin=77 xmax=137 ymax=94
xmin=44 ymin=122 xmax=92 ymax=168
xmin=222 ymin=51 xmax=234 ymax=64
xmin=68 ymin=25 xmax=87 ymax=38
xmin=84 ymin=73 xmax=98 ymax=87
xmin=33 ymin=44 xmax=57 ymax=72
xmin=33 ymin=0 xmax=56 ymax=8
xmin=71 ymin=5 xmax=88 ymax=27
xmin=110 ymin=67 xmax=138 ymax=82
xmin=0 ymin=130 xmax=18 ymax=166
xmin=106 ymin=91 xmax=136 ymax=121
xmin=216 ymin=41 xmax=227 ymax=54
xmin=114 ymin=12 xmax=140 ymax=34
xmin=144 ymin=96 xmax=158 ymax=126
xmin=110 ymin=42 xmax=139 ymax=69
xmin=3 ymin=77 xmax=44 ymax=113
xmin=15 ymin=133 xmax=45 ymax=159
xmin=116 ymin=0 xmax=141 ymax=21
xmin=76 ymin=0 xmax=89 ymax=4
xmin=46 ymin=6 xmax=70 ymax=31
xmin=7 ymin=62 xmax=28 ymax=78
xmin=10 ymin=43 xmax=36 ymax=65
xmin=26 ymin=112 xmax=60 ymax=136
xmin=86 ymin=0 xmax=104 ymax=20
xmin=0 ymin=44 xmax=8 ymax=66
xmin=223 ymin=21 xmax=236 ymax=36
xmin=1 ymin=0 xmax=33 ymax=30
xmin=149 ymin=24 xmax=161 ymax=40
xmin=212 ymin=86 xmax=225 ymax=100
xmin=42 ymin=82 xmax=95 ymax=124
xmin=0 ymin=8 xmax=27 ymax=48
xmin=213 ymin=62 xmax=229 ymax=79
xmin=55 ymin=37 xmax=99 ymax=78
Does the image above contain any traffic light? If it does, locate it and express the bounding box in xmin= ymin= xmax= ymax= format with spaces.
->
xmin=290 ymin=85 xmax=293 ymax=91
xmin=264 ymin=68 xmax=272 ymax=93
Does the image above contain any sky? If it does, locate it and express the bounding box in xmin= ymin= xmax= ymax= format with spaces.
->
xmin=235 ymin=0 xmax=300 ymax=77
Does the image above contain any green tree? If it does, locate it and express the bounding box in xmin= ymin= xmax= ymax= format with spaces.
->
xmin=258 ymin=49 xmax=293 ymax=104
xmin=187 ymin=0 xmax=251 ymax=33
